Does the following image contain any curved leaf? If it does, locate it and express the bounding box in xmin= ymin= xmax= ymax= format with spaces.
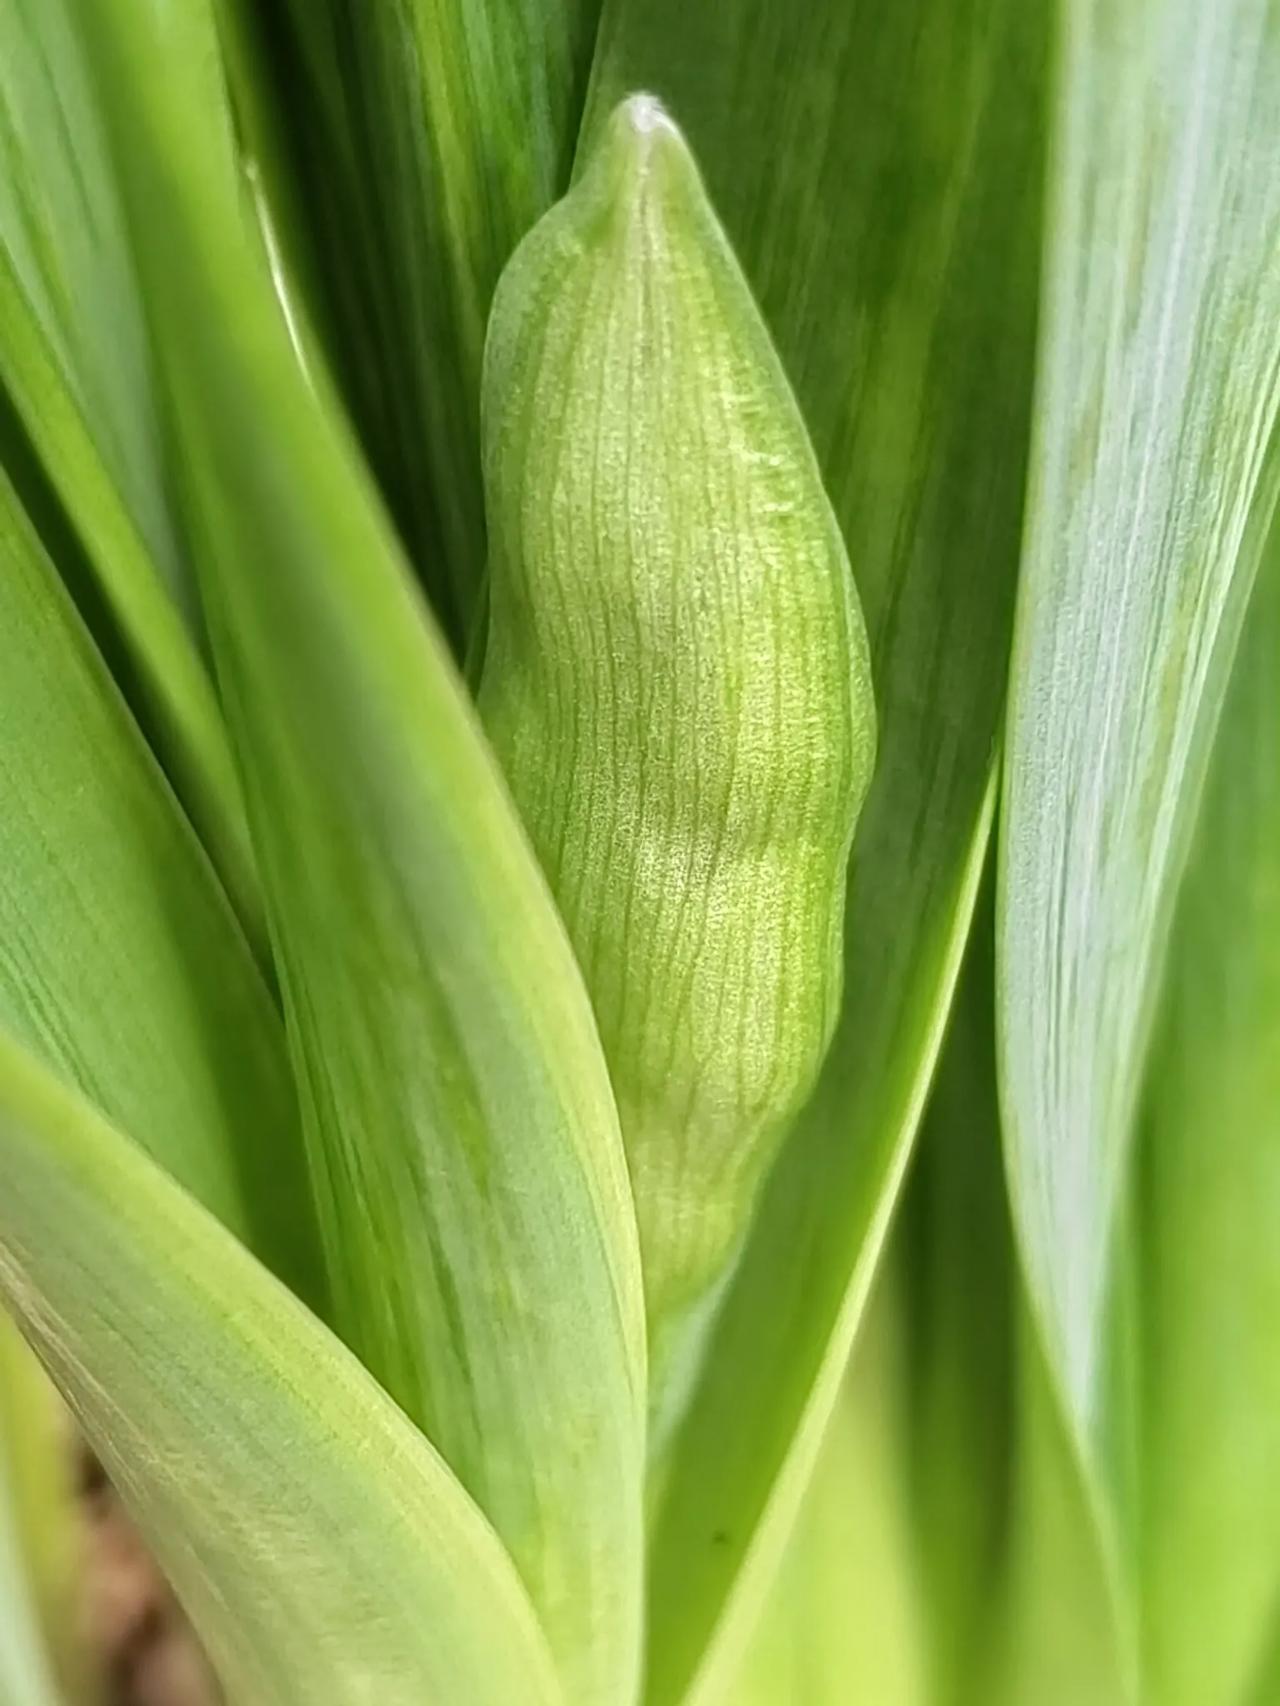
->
xmin=74 ymin=6 xmax=647 ymax=1700
xmin=0 ymin=1321 xmax=67 ymax=1706
xmin=0 ymin=463 xmax=318 ymax=1301
xmin=730 ymin=1297 xmax=930 ymax=1706
xmin=992 ymin=1323 xmax=1131 ymax=1706
xmin=898 ymin=890 xmax=1015 ymax=1704
xmin=997 ymin=0 xmax=1280 ymax=1652
xmin=0 ymin=1030 xmax=563 ymax=1706
xmin=1138 ymin=522 xmax=1280 ymax=1705
xmin=226 ymin=0 xmax=602 ymax=644
xmin=583 ymin=0 xmax=1047 ymax=1694
xmin=0 ymin=0 xmax=258 ymax=931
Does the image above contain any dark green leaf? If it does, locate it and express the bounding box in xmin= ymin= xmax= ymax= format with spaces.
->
xmin=227 ymin=0 xmax=602 ymax=644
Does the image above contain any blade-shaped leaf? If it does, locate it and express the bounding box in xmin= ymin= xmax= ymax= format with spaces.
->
xmin=0 ymin=1030 xmax=563 ymax=1706
xmin=479 ymin=96 xmax=875 ymax=1438
xmin=991 ymin=1321 xmax=1131 ymax=1706
xmin=0 ymin=1320 xmax=67 ymax=1706
xmin=729 ymin=1293 xmax=930 ymax=1706
xmin=582 ymin=1 xmax=1046 ymax=1693
xmin=1138 ymin=521 xmax=1280 ymax=1704
xmin=0 ymin=0 xmax=258 ymax=932
xmin=74 ymin=7 xmax=646 ymax=1700
xmin=996 ymin=0 xmax=1280 ymax=1639
xmin=0 ymin=462 xmax=318 ymax=1301
xmin=898 ymin=887 xmax=1015 ymax=1704
xmin=226 ymin=0 xmax=601 ymax=644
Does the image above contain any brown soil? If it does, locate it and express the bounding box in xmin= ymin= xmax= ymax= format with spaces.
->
xmin=78 ymin=1446 xmax=220 ymax=1706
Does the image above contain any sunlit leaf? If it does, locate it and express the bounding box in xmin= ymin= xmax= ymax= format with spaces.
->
xmin=729 ymin=1292 xmax=930 ymax=1706
xmin=74 ymin=6 xmax=647 ymax=1700
xmin=0 ymin=1320 xmax=67 ymax=1706
xmin=991 ymin=1322 xmax=1131 ymax=1706
xmin=1138 ymin=520 xmax=1280 ymax=1706
xmin=582 ymin=1 xmax=1046 ymax=1693
xmin=997 ymin=0 xmax=1280 ymax=1669
xmin=0 ymin=1032 xmax=564 ymax=1706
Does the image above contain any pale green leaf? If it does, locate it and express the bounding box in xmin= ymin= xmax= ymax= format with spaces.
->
xmin=997 ymin=0 xmax=1280 ymax=1652
xmin=74 ymin=6 xmax=647 ymax=1700
xmin=0 ymin=0 xmax=259 ymax=933
xmin=479 ymin=96 xmax=875 ymax=1437
xmin=0 ymin=462 xmax=319 ymax=1301
xmin=225 ymin=0 xmax=601 ymax=644
xmin=0 ymin=1031 xmax=563 ymax=1706
xmin=0 ymin=1320 xmax=66 ymax=1706
xmin=898 ymin=891 xmax=1015 ymax=1704
xmin=729 ymin=1291 xmax=930 ymax=1706
xmin=1138 ymin=521 xmax=1280 ymax=1705
xmin=582 ymin=2 xmax=1046 ymax=1695
xmin=990 ymin=1322 xmax=1130 ymax=1706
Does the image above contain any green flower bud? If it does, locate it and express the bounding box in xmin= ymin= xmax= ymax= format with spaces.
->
xmin=480 ymin=95 xmax=876 ymax=1425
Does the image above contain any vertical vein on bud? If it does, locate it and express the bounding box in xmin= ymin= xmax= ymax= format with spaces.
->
xmin=480 ymin=95 xmax=877 ymax=1437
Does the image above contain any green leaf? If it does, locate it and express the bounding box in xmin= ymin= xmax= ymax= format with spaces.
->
xmin=1137 ymin=523 xmax=1280 ymax=1704
xmin=0 ymin=1320 xmax=67 ymax=1706
xmin=898 ymin=887 xmax=1015 ymax=1704
xmin=479 ymin=96 xmax=875 ymax=1435
xmin=74 ymin=7 xmax=647 ymax=1700
xmin=0 ymin=1031 xmax=564 ymax=1706
xmin=0 ymin=0 xmax=259 ymax=933
xmin=226 ymin=0 xmax=601 ymax=645
xmin=0 ymin=462 xmax=319 ymax=1301
xmin=729 ymin=1291 xmax=930 ymax=1706
xmin=996 ymin=0 xmax=1280 ymax=1656
xmin=582 ymin=1 xmax=1046 ymax=1694
xmin=991 ymin=1322 xmax=1130 ymax=1706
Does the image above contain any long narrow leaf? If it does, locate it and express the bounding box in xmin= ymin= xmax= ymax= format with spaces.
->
xmin=730 ymin=1297 xmax=930 ymax=1706
xmin=0 ymin=463 xmax=318 ymax=1300
xmin=0 ymin=1031 xmax=563 ymax=1706
xmin=583 ymin=2 xmax=1046 ymax=1694
xmin=997 ymin=0 xmax=1280 ymax=1657
xmin=899 ymin=890 xmax=1015 ymax=1703
xmin=1138 ymin=521 xmax=1280 ymax=1705
xmin=0 ymin=1321 xmax=66 ymax=1706
xmin=991 ymin=1324 xmax=1131 ymax=1706
xmin=228 ymin=0 xmax=601 ymax=644
xmin=0 ymin=0 xmax=258 ymax=931
xmin=75 ymin=7 xmax=647 ymax=1701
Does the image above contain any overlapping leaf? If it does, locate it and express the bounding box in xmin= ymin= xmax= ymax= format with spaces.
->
xmin=1137 ymin=520 xmax=1280 ymax=1706
xmin=583 ymin=2 xmax=1046 ymax=1694
xmin=898 ymin=894 xmax=1014 ymax=1704
xmin=0 ymin=0 xmax=257 ymax=929
xmin=997 ymin=0 xmax=1280 ymax=1671
xmin=0 ymin=1033 xmax=563 ymax=1706
xmin=0 ymin=1321 xmax=66 ymax=1706
xmin=226 ymin=0 xmax=602 ymax=645
xmin=0 ymin=464 xmax=318 ymax=1299
xmin=730 ymin=1297 xmax=930 ymax=1706
xmin=74 ymin=5 xmax=647 ymax=1700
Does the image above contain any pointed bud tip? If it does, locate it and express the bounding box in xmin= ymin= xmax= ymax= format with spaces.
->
xmin=620 ymin=93 xmax=678 ymax=139
xmin=610 ymin=92 xmax=688 ymax=176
